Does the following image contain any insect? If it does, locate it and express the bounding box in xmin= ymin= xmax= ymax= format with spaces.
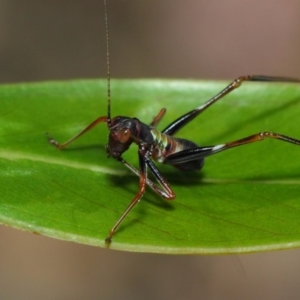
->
xmin=47 ymin=0 xmax=300 ymax=245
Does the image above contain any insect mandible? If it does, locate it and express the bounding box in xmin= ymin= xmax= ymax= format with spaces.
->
xmin=47 ymin=0 xmax=300 ymax=245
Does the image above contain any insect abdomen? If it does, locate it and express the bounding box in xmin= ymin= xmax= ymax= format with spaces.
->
xmin=171 ymin=137 xmax=204 ymax=171
xmin=151 ymin=128 xmax=204 ymax=171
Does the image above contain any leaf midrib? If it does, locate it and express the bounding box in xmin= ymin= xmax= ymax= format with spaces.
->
xmin=1 ymin=149 xmax=299 ymax=185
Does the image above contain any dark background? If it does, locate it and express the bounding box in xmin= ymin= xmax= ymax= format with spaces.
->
xmin=1 ymin=1 xmax=300 ymax=299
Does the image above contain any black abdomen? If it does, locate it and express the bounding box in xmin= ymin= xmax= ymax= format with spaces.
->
xmin=171 ymin=138 xmax=204 ymax=171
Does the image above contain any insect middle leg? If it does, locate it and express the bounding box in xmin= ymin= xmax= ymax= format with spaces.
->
xmin=150 ymin=108 xmax=167 ymax=127
xmin=164 ymin=132 xmax=300 ymax=165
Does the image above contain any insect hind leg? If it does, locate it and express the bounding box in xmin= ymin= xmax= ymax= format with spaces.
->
xmin=163 ymin=131 xmax=300 ymax=165
xmin=162 ymin=75 xmax=300 ymax=136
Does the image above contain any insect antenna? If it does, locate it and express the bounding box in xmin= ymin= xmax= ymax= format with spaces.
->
xmin=104 ymin=0 xmax=111 ymax=126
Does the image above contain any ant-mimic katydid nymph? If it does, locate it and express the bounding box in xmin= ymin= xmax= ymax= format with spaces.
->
xmin=47 ymin=0 xmax=300 ymax=245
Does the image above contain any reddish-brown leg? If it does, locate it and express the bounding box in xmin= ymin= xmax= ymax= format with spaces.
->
xmin=150 ymin=108 xmax=167 ymax=127
xmin=105 ymin=152 xmax=148 ymax=245
xmin=47 ymin=116 xmax=108 ymax=149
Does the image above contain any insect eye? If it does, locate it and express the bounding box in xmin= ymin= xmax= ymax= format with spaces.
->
xmin=119 ymin=128 xmax=131 ymax=143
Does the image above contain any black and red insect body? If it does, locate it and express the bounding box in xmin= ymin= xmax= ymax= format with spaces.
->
xmin=47 ymin=0 xmax=300 ymax=245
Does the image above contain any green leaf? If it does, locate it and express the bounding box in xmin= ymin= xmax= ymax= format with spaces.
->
xmin=1 ymin=79 xmax=300 ymax=254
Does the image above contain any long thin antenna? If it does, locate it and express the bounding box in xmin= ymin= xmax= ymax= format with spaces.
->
xmin=103 ymin=0 xmax=111 ymax=125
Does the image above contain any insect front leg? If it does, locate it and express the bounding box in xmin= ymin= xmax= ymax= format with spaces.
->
xmin=46 ymin=116 xmax=108 ymax=149
xmin=163 ymin=132 xmax=300 ymax=165
xmin=105 ymin=151 xmax=148 ymax=245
